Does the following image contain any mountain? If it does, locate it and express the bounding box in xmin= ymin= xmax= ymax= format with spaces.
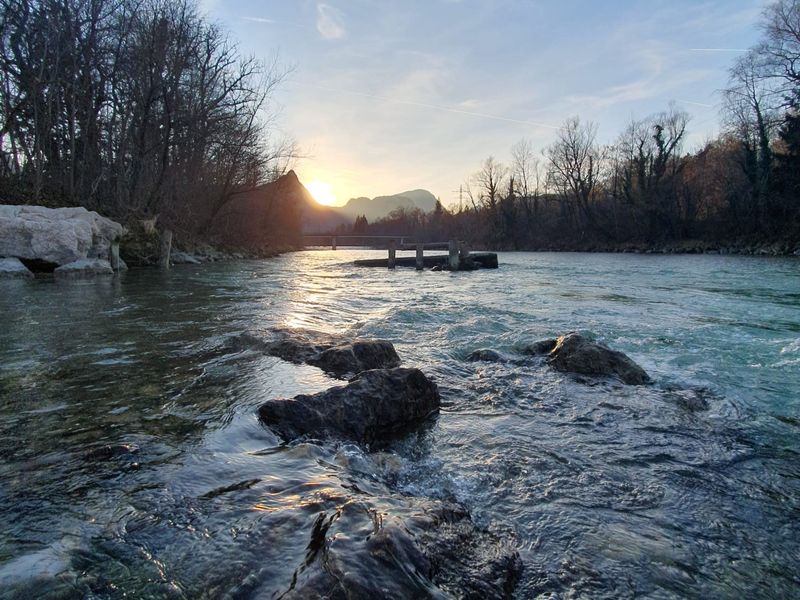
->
xmin=298 ymin=184 xmax=439 ymax=233
xmin=338 ymin=189 xmax=438 ymax=222
xmin=210 ymin=170 xmax=310 ymax=249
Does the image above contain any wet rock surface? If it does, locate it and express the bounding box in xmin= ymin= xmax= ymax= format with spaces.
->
xmin=0 ymin=257 xmax=33 ymax=278
xmin=466 ymin=348 xmax=507 ymax=363
xmin=259 ymin=367 xmax=441 ymax=443
xmin=278 ymin=489 xmax=520 ymax=600
xmin=53 ymin=258 xmax=114 ymax=278
xmin=232 ymin=328 xmax=401 ymax=378
xmin=528 ymin=332 xmax=650 ymax=385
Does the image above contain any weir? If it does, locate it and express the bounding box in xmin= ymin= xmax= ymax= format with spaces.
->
xmin=353 ymin=240 xmax=498 ymax=270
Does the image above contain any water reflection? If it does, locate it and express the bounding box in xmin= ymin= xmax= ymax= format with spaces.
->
xmin=0 ymin=251 xmax=799 ymax=598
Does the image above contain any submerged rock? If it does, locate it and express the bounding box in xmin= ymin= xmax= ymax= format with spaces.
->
xmin=54 ymin=258 xmax=114 ymax=278
xmin=0 ymin=205 xmax=125 ymax=267
xmin=524 ymin=338 xmax=557 ymax=356
xmin=233 ymin=328 xmax=401 ymax=378
xmin=170 ymin=250 xmax=202 ymax=265
xmin=259 ymin=367 xmax=440 ymax=443
xmin=0 ymin=257 xmax=33 ymax=278
xmin=529 ymin=332 xmax=650 ymax=385
xmin=466 ymin=348 xmax=507 ymax=363
xmin=281 ymin=496 xmax=520 ymax=600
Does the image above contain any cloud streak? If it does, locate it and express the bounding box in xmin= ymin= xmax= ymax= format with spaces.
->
xmin=290 ymin=82 xmax=560 ymax=129
xmin=690 ymin=48 xmax=748 ymax=52
xmin=317 ymin=4 xmax=346 ymax=40
xmin=242 ymin=16 xmax=276 ymax=24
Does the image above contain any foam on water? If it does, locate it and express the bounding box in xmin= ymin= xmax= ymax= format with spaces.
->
xmin=0 ymin=250 xmax=798 ymax=598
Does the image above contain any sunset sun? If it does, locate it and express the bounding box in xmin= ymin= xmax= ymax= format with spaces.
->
xmin=304 ymin=180 xmax=337 ymax=206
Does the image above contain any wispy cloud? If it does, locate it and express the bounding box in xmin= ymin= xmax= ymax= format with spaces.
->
xmin=689 ymin=48 xmax=748 ymax=52
xmin=242 ymin=16 xmax=276 ymax=24
xmin=676 ymin=99 xmax=715 ymax=108
xmin=317 ymin=4 xmax=346 ymax=40
xmin=290 ymin=81 xmax=559 ymax=129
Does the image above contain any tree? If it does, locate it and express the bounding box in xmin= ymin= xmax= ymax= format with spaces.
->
xmin=472 ymin=156 xmax=507 ymax=211
xmin=546 ymin=116 xmax=605 ymax=236
xmin=511 ymin=138 xmax=543 ymax=234
xmin=615 ymin=104 xmax=690 ymax=239
xmin=0 ymin=0 xmax=294 ymax=237
xmin=352 ymin=214 xmax=368 ymax=233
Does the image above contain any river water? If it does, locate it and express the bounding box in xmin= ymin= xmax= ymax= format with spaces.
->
xmin=0 ymin=250 xmax=798 ymax=599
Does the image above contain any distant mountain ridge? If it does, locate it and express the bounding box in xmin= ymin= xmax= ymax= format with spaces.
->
xmin=339 ymin=189 xmax=438 ymax=221
xmin=301 ymin=187 xmax=438 ymax=232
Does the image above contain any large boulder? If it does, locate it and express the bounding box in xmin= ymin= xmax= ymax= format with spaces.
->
xmin=0 ymin=205 xmax=125 ymax=267
xmin=232 ymin=328 xmax=401 ymax=378
xmin=528 ymin=332 xmax=650 ymax=385
xmin=0 ymin=257 xmax=33 ymax=278
xmin=259 ymin=368 xmax=440 ymax=443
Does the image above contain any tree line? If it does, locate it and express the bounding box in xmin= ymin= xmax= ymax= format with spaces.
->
xmin=0 ymin=0 xmax=295 ymax=235
xmin=356 ymin=0 xmax=800 ymax=251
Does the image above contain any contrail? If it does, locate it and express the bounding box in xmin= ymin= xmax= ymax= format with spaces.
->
xmin=677 ymin=99 xmax=714 ymax=108
xmin=690 ymin=48 xmax=748 ymax=52
xmin=290 ymin=81 xmax=560 ymax=130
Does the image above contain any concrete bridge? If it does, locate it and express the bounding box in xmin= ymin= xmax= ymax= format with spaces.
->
xmin=302 ymin=234 xmax=413 ymax=250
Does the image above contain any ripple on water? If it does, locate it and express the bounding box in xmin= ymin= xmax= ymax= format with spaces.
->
xmin=0 ymin=251 xmax=799 ymax=598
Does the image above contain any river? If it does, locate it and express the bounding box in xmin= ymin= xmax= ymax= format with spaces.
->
xmin=1 ymin=250 xmax=798 ymax=598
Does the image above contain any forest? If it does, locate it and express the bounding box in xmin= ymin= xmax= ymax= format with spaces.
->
xmin=356 ymin=0 xmax=800 ymax=252
xmin=0 ymin=0 xmax=295 ymax=237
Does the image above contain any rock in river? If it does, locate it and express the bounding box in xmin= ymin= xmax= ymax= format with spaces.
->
xmin=54 ymin=258 xmax=114 ymax=278
xmin=281 ymin=496 xmax=521 ymax=599
xmin=0 ymin=205 xmax=125 ymax=268
xmin=259 ymin=367 xmax=441 ymax=443
xmin=232 ymin=328 xmax=401 ymax=378
xmin=0 ymin=257 xmax=33 ymax=278
xmin=528 ymin=332 xmax=650 ymax=385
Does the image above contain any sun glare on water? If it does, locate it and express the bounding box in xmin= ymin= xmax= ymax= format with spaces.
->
xmin=304 ymin=180 xmax=337 ymax=206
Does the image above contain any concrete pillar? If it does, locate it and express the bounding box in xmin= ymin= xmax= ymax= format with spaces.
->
xmin=388 ymin=239 xmax=397 ymax=269
xmin=110 ymin=241 xmax=121 ymax=271
xmin=159 ymin=229 xmax=173 ymax=269
xmin=448 ymin=240 xmax=460 ymax=270
xmin=331 ymin=236 xmax=337 ymax=250
xmin=416 ymin=243 xmax=424 ymax=270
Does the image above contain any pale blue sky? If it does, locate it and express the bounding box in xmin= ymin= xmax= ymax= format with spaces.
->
xmin=201 ymin=0 xmax=768 ymax=206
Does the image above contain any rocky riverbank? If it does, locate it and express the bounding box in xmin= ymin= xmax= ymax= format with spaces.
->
xmin=0 ymin=204 xmax=297 ymax=278
xmin=520 ymin=238 xmax=800 ymax=256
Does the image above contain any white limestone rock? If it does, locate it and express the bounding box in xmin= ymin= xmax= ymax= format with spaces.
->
xmin=0 ymin=205 xmax=125 ymax=266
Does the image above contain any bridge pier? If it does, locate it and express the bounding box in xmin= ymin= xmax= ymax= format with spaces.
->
xmin=331 ymin=237 xmax=337 ymax=250
xmin=416 ymin=244 xmax=424 ymax=270
xmin=448 ymin=240 xmax=459 ymax=270
xmin=388 ymin=240 xmax=396 ymax=269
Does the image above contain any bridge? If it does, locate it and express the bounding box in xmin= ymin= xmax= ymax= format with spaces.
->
xmin=303 ymin=234 xmax=498 ymax=271
xmin=302 ymin=234 xmax=413 ymax=250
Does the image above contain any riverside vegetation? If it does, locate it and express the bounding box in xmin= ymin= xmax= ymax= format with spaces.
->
xmin=332 ymin=1 xmax=800 ymax=255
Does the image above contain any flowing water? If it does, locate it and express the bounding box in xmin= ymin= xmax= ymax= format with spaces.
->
xmin=1 ymin=250 xmax=799 ymax=599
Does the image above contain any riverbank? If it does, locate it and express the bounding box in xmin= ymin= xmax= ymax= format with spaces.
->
xmin=480 ymin=237 xmax=800 ymax=256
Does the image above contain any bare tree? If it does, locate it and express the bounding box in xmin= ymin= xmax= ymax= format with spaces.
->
xmin=472 ymin=155 xmax=507 ymax=211
xmin=0 ymin=0 xmax=293 ymax=236
xmin=614 ymin=104 xmax=690 ymax=238
xmin=546 ymin=116 xmax=605 ymax=235
xmin=724 ymin=49 xmax=783 ymax=229
xmin=511 ymin=138 xmax=543 ymax=231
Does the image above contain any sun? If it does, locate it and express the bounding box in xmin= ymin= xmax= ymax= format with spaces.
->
xmin=304 ymin=180 xmax=337 ymax=206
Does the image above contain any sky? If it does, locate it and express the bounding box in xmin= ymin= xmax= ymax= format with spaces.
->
xmin=199 ymin=0 xmax=769 ymax=207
